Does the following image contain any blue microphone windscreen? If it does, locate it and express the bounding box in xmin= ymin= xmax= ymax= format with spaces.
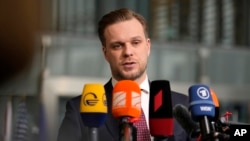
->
xmin=188 ymin=84 xmax=215 ymax=121
xmin=81 ymin=113 xmax=107 ymax=127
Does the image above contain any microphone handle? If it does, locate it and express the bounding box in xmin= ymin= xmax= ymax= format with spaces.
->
xmin=199 ymin=116 xmax=211 ymax=141
xmin=210 ymin=122 xmax=219 ymax=141
xmin=88 ymin=127 xmax=98 ymax=141
xmin=119 ymin=120 xmax=137 ymax=141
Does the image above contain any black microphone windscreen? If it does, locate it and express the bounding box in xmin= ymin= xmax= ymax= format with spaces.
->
xmin=173 ymin=104 xmax=200 ymax=138
xmin=149 ymin=80 xmax=173 ymax=137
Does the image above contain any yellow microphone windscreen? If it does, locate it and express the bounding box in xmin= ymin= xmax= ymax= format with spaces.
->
xmin=80 ymin=83 xmax=107 ymax=127
xmin=80 ymin=83 xmax=107 ymax=113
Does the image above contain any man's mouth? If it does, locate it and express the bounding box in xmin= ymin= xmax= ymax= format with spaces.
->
xmin=122 ymin=62 xmax=136 ymax=68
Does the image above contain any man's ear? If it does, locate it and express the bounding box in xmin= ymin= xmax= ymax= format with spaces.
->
xmin=147 ymin=38 xmax=151 ymax=56
xmin=102 ymin=46 xmax=108 ymax=60
xmin=102 ymin=46 xmax=106 ymax=54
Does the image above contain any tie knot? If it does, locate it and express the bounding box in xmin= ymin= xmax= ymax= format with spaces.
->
xmin=140 ymin=89 xmax=148 ymax=94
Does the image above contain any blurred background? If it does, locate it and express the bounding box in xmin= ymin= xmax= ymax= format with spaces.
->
xmin=1 ymin=0 xmax=250 ymax=141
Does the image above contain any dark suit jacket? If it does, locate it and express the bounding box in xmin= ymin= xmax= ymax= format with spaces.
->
xmin=57 ymin=79 xmax=195 ymax=141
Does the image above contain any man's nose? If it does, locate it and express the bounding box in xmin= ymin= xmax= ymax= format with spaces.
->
xmin=123 ymin=44 xmax=133 ymax=57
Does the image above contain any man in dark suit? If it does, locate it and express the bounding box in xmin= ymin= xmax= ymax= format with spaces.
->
xmin=57 ymin=8 xmax=194 ymax=141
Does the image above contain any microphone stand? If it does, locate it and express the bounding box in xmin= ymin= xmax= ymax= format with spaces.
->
xmin=200 ymin=116 xmax=211 ymax=141
xmin=88 ymin=127 xmax=98 ymax=141
xmin=211 ymin=121 xmax=230 ymax=141
xmin=198 ymin=120 xmax=230 ymax=141
xmin=198 ymin=131 xmax=230 ymax=141
xmin=119 ymin=117 xmax=137 ymax=141
xmin=210 ymin=121 xmax=219 ymax=141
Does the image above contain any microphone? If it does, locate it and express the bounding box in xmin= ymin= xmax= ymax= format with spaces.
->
xmin=173 ymin=104 xmax=200 ymax=138
xmin=112 ymin=80 xmax=141 ymax=141
xmin=189 ymin=84 xmax=215 ymax=141
xmin=149 ymin=80 xmax=174 ymax=141
xmin=204 ymin=88 xmax=230 ymax=141
xmin=80 ymin=83 xmax=107 ymax=141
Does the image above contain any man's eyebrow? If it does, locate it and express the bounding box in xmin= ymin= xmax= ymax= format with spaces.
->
xmin=110 ymin=41 xmax=124 ymax=45
xmin=109 ymin=36 xmax=143 ymax=45
xmin=131 ymin=36 xmax=143 ymax=40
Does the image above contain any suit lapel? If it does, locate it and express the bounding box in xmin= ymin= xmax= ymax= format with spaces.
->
xmin=104 ymin=79 xmax=119 ymax=140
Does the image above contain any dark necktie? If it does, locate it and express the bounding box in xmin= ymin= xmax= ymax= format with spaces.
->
xmin=133 ymin=91 xmax=151 ymax=141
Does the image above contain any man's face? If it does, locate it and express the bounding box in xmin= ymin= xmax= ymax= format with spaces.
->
xmin=102 ymin=18 xmax=151 ymax=83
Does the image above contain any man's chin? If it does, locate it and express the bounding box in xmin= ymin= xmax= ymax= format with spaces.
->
xmin=120 ymin=72 xmax=141 ymax=80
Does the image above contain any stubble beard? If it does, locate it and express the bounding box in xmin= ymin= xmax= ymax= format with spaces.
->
xmin=113 ymin=64 xmax=147 ymax=81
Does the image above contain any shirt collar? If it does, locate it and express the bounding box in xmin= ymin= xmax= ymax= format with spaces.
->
xmin=111 ymin=76 xmax=149 ymax=94
xmin=140 ymin=76 xmax=149 ymax=94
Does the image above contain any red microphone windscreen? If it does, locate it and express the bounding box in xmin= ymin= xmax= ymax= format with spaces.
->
xmin=112 ymin=80 xmax=141 ymax=119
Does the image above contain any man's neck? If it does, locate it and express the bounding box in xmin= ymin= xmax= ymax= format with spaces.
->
xmin=111 ymin=74 xmax=148 ymax=87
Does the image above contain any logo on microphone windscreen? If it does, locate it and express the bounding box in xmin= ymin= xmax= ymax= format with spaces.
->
xmin=112 ymin=80 xmax=141 ymax=118
xmin=197 ymin=87 xmax=210 ymax=99
xmin=83 ymin=92 xmax=99 ymax=106
xmin=80 ymin=83 xmax=107 ymax=113
xmin=154 ymin=90 xmax=162 ymax=112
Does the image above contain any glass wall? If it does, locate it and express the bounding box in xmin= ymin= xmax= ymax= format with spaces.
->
xmin=52 ymin=0 xmax=250 ymax=47
xmin=45 ymin=35 xmax=250 ymax=85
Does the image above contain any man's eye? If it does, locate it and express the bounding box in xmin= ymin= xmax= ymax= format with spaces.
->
xmin=112 ymin=44 xmax=122 ymax=49
xmin=132 ymin=41 xmax=140 ymax=45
